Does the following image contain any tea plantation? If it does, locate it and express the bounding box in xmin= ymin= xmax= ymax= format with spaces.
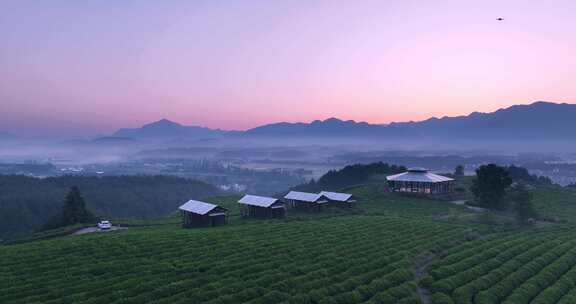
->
xmin=2 ymin=185 xmax=576 ymax=304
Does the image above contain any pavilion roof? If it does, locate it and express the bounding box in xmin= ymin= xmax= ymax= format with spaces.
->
xmin=386 ymin=170 xmax=454 ymax=183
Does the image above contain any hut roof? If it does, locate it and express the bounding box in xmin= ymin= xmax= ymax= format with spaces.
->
xmin=320 ymin=191 xmax=354 ymax=202
xmin=238 ymin=195 xmax=279 ymax=207
xmin=284 ymin=191 xmax=326 ymax=202
xmin=386 ymin=168 xmax=453 ymax=183
xmin=178 ymin=200 xmax=219 ymax=215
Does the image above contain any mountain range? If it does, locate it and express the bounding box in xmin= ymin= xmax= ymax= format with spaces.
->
xmin=110 ymin=101 xmax=575 ymax=141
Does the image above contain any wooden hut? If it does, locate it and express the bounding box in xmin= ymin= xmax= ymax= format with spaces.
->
xmin=283 ymin=191 xmax=329 ymax=212
xmin=178 ymin=200 xmax=228 ymax=228
xmin=320 ymin=191 xmax=357 ymax=208
xmin=386 ymin=167 xmax=454 ymax=194
xmin=238 ymin=194 xmax=285 ymax=218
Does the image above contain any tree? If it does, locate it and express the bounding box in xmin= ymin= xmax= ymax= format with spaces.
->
xmin=454 ymin=165 xmax=465 ymax=177
xmin=506 ymin=165 xmax=553 ymax=186
xmin=508 ymin=184 xmax=538 ymax=225
xmin=471 ymin=164 xmax=513 ymax=210
xmin=43 ymin=186 xmax=95 ymax=230
xmin=61 ymin=186 xmax=95 ymax=225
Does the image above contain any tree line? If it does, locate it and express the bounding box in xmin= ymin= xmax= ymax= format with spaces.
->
xmin=291 ymin=162 xmax=406 ymax=193
xmin=0 ymin=175 xmax=220 ymax=238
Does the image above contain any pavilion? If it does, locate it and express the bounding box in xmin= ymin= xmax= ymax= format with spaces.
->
xmin=386 ymin=167 xmax=454 ymax=194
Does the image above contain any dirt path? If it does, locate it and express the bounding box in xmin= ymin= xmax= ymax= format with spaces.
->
xmin=449 ymin=200 xmax=487 ymax=213
xmin=72 ymin=226 xmax=128 ymax=235
xmin=414 ymin=252 xmax=438 ymax=304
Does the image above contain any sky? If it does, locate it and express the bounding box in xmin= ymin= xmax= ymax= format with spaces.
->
xmin=1 ymin=0 xmax=575 ymax=136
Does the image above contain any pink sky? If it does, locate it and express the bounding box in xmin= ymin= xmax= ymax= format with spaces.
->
xmin=1 ymin=0 xmax=575 ymax=136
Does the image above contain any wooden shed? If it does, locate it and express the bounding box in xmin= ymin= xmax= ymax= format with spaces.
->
xmin=320 ymin=191 xmax=357 ymax=208
xmin=178 ymin=200 xmax=228 ymax=228
xmin=283 ymin=191 xmax=329 ymax=212
xmin=238 ymin=194 xmax=285 ymax=218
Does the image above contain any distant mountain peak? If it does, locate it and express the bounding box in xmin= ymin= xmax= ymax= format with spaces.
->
xmin=324 ymin=117 xmax=343 ymax=123
xmin=113 ymin=118 xmax=228 ymax=139
xmin=143 ymin=118 xmax=181 ymax=129
xmin=530 ymin=100 xmax=558 ymax=106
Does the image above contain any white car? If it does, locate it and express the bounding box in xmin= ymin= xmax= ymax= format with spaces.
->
xmin=97 ymin=220 xmax=112 ymax=230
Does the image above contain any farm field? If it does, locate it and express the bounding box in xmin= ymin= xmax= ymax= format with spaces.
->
xmin=2 ymin=185 xmax=576 ymax=304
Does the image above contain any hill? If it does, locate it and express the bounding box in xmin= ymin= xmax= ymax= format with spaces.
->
xmin=0 ymin=186 xmax=480 ymax=304
xmin=4 ymin=185 xmax=576 ymax=303
xmin=114 ymin=119 xmax=232 ymax=139
xmin=0 ymin=175 xmax=220 ymax=238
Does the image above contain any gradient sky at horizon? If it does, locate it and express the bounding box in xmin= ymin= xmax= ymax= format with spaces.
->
xmin=1 ymin=0 xmax=575 ymax=136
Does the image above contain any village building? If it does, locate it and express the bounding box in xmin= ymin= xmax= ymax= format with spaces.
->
xmin=178 ymin=200 xmax=228 ymax=228
xmin=320 ymin=191 xmax=357 ymax=207
xmin=238 ymin=194 xmax=286 ymax=218
xmin=386 ymin=167 xmax=454 ymax=194
xmin=284 ymin=191 xmax=329 ymax=212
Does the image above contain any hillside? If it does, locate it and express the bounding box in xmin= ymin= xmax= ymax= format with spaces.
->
xmin=0 ymin=186 xmax=477 ymax=303
xmin=4 ymin=185 xmax=576 ymax=303
xmin=4 ymin=183 xmax=576 ymax=303
xmin=0 ymin=175 xmax=220 ymax=238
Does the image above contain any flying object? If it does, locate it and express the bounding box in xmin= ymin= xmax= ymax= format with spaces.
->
xmin=497 ymin=18 xmax=504 ymax=21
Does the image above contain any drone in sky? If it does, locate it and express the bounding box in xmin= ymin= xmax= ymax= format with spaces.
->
xmin=497 ymin=18 xmax=504 ymax=21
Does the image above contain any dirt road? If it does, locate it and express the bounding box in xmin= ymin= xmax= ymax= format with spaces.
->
xmin=72 ymin=226 xmax=128 ymax=235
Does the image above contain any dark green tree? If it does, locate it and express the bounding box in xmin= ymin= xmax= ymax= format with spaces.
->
xmin=61 ymin=186 xmax=95 ymax=225
xmin=508 ymin=184 xmax=538 ymax=225
xmin=43 ymin=186 xmax=95 ymax=230
xmin=506 ymin=165 xmax=553 ymax=186
xmin=471 ymin=164 xmax=513 ymax=210
xmin=454 ymin=165 xmax=465 ymax=177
